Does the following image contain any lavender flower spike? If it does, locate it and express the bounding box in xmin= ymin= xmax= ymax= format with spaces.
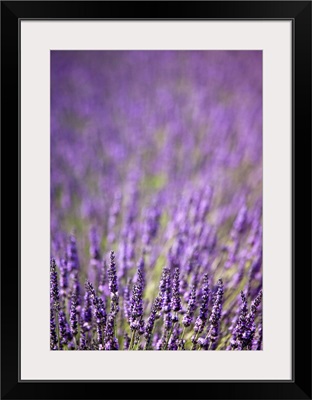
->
xmin=108 ymin=251 xmax=118 ymax=295
xmin=67 ymin=235 xmax=79 ymax=273
xmin=207 ymin=278 xmax=224 ymax=349
xmin=85 ymin=281 xmax=107 ymax=349
xmin=130 ymin=267 xmax=144 ymax=332
xmin=104 ymin=313 xmax=119 ymax=350
xmin=182 ymin=285 xmax=197 ymax=327
xmin=254 ymin=318 xmax=263 ymax=350
xmin=59 ymin=309 xmax=72 ymax=349
xmin=82 ymin=289 xmax=93 ymax=332
xmin=50 ymin=258 xmax=60 ymax=312
xmin=194 ymin=274 xmax=210 ymax=334
xmin=230 ymin=291 xmax=248 ymax=350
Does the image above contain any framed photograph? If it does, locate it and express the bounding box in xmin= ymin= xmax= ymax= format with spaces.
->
xmin=2 ymin=1 xmax=311 ymax=399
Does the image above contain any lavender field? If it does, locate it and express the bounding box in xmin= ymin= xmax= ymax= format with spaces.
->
xmin=50 ymin=51 xmax=262 ymax=351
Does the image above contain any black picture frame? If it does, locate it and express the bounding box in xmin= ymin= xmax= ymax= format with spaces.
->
xmin=1 ymin=1 xmax=311 ymax=399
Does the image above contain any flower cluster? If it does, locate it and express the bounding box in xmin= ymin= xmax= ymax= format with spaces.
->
xmin=50 ymin=51 xmax=263 ymax=350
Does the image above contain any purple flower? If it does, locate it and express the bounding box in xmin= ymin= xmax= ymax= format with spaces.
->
xmin=85 ymin=280 xmax=96 ymax=299
xmin=244 ymin=290 xmax=262 ymax=350
xmin=67 ymin=235 xmax=79 ymax=273
xmin=144 ymin=296 xmax=162 ymax=349
xmin=247 ymin=255 xmax=262 ymax=300
xmin=156 ymin=337 xmax=163 ymax=350
xmin=79 ymin=330 xmax=87 ymax=350
xmin=159 ymin=266 xmax=171 ymax=313
xmin=50 ymin=258 xmax=60 ymax=312
xmin=59 ymin=258 xmax=69 ymax=297
xmin=168 ymin=325 xmax=181 ymax=350
xmin=197 ymin=337 xmax=209 ymax=349
xmin=50 ymin=308 xmax=58 ymax=350
xmin=123 ymin=278 xmax=132 ymax=322
xmin=85 ymin=281 xmax=107 ymax=349
xmin=194 ymin=274 xmax=210 ymax=334
xmin=108 ymin=251 xmax=118 ymax=295
xmin=104 ymin=313 xmax=119 ymax=350
xmin=89 ymin=227 xmax=101 ymax=262
xmin=98 ymin=259 xmax=107 ymax=296
xmin=164 ymin=312 xmax=172 ymax=331
xmin=130 ymin=267 xmax=144 ymax=331
xmin=95 ymin=297 xmax=107 ymax=348
xmin=70 ymin=291 xmax=78 ymax=338
xmin=51 ymin=51 xmax=263 ymax=351
xmin=142 ymin=203 xmax=161 ymax=245
xmin=182 ymin=285 xmax=197 ymax=327
xmin=231 ymin=291 xmax=248 ymax=350
xmin=233 ymin=203 xmax=248 ymax=236
xmin=59 ymin=309 xmax=71 ymax=348
xmin=254 ymin=318 xmax=262 ymax=350
xmin=135 ymin=256 xmax=145 ymax=290
xmin=82 ymin=289 xmax=93 ymax=332
xmin=123 ymin=333 xmax=131 ymax=350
